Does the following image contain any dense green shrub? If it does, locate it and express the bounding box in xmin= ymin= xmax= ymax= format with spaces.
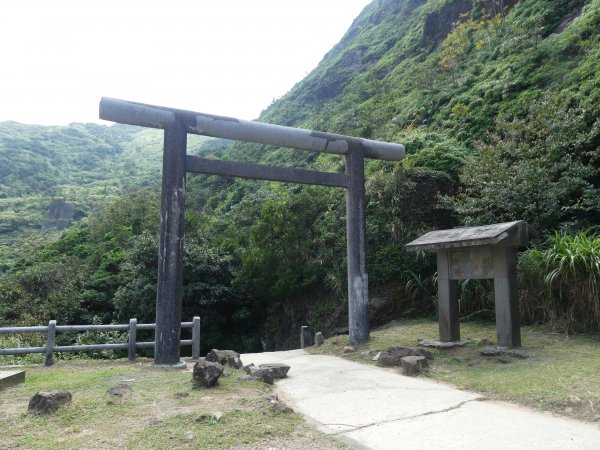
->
xmin=453 ymin=95 xmax=600 ymax=231
xmin=519 ymin=229 xmax=600 ymax=332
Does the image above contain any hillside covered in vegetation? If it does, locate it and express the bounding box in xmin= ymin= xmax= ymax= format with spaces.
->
xmin=1 ymin=0 xmax=599 ymax=354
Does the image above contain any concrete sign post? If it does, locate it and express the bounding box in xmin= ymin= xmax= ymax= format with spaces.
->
xmin=100 ymin=98 xmax=404 ymax=364
xmin=405 ymin=221 xmax=534 ymax=348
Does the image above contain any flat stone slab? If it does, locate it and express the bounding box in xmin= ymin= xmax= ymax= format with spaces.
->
xmin=419 ymin=339 xmax=468 ymax=349
xmin=0 ymin=370 xmax=26 ymax=389
xmin=480 ymin=347 xmax=531 ymax=359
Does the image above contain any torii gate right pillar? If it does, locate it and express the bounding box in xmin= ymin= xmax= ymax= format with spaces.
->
xmin=346 ymin=144 xmax=369 ymax=345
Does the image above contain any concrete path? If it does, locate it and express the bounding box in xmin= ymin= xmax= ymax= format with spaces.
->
xmin=242 ymin=350 xmax=600 ymax=450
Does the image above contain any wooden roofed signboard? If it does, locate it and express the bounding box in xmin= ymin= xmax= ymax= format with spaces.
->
xmin=405 ymin=221 xmax=532 ymax=252
xmin=405 ymin=221 xmax=535 ymax=348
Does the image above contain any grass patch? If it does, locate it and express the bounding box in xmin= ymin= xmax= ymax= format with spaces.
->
xmin=309 ymin=318 xmax=600 ymax=422
xmin=0 ymin=359 xmax=343 ymax=450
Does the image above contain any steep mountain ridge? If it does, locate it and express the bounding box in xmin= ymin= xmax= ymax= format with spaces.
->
xmin=260 ymin=0 xmax=593 ymax=144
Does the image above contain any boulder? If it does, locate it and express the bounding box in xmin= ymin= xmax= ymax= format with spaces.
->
xmin=259 ymin=363 xmax=290 ymax=379
xmin=377 ymin=346 xmax=433 ymax=367
xmin=206 ymin=349 xmax=244 ymax=369
xmin=28 ymin=390 xmax=72 ymax=415
xmin=239 ymin=366 xmax=274 ymax=385
xmin=193 ymin=358 xmax=224 ymax=388
xmin=400 ymin=355 xmax=428 ymax=376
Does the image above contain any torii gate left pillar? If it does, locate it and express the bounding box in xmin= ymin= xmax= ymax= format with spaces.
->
xmin=100 ymin=97 xmax=404 ymax=366
xmin=155 ymin=118 xmax=187 ymax=365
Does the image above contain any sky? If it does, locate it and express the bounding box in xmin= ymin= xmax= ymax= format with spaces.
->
xmin=0 ymin=0 xmax=372 ymax=126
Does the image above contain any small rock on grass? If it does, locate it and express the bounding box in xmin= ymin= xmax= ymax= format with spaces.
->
xmin=28 ymin=390 xmax=72 ymax=416
xmin=259 ymin=363 xmax=290 ymax=379
xmin=206 ymin=349 xmax=244 ymax=369
xmin=193 ymin=358 xmax=224 ymax=388
xmin=242 ymin=363 xmax=255 ymax=374
xmin=270 ymin=399 xmax=293 ymax=413
xmin=377 ymin=347 xmax=433 ymax=367
xmin=196 ymin=411 xmax=224 ymax=423
xmin=343 ymin=346 xmax=356 ymax=353
xmin=239 ymin=367 xmax=274 ymax=385
xmin=266 ymin=394 xmax=293 ymax=413
xmin=107 ymin=384 xmax=133 ymax=397
xmin=400 ymin=355 xmax=428 ymax=376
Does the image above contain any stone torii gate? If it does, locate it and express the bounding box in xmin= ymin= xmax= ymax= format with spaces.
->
xmin=99 ymin=97 xmax=405 ymax=366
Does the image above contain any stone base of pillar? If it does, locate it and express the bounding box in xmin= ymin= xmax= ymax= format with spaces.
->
xmin=151 ymin=361 xmax=188 ymax=370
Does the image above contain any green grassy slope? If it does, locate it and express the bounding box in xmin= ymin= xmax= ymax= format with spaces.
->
xmin=1 ymin=0 xmax=598 ymax=346
xmin=0 ymin=122 xmax=212 ymax=268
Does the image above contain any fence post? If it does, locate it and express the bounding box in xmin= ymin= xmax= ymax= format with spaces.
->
xmin=44 ymin=320 xmax=56 ymax=366
xmin=128 ymin=318 xmax=138 ymax=362
xmin=192 ymin=316 xmax=201 ymax=360
xmin=300 ymin=325 xmax=310 ymax=349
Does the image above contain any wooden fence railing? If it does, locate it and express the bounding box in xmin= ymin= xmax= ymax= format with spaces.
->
xmin=0 ymin=317 xmax=200 ymax=366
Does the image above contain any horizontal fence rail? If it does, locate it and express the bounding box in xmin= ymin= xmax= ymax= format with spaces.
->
xmin=0 ymin=317 xmax=200 ymax=366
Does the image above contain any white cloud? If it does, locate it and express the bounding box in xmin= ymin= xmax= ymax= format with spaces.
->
xmin=0 ymin=0 xmax=371 ymax=125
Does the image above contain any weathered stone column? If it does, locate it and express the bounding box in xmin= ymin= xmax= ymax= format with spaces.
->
xmin=346 ymin=145 xmax=369 ymax=345
xmin=155 ymin=118 xmax=187 ymax=366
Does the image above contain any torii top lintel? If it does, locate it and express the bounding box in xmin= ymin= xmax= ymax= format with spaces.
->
xmin=99 ymin=97 xmax=405 ymax=161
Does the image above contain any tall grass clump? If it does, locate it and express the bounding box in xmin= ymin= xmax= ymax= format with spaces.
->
xmin=519 ymin=229 xmax=600 ymax=332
